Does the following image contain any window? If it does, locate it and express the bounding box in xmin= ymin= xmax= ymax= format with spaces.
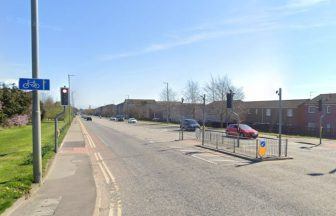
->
xmin=247 ymin=109 xmax=251 ymax=114
xmin=287 ymin=109 xmax=293 ymax=117
xmin=255 ymin=109 xmax=258 ymax=115
xmin=327 ymin=106 xmax=331 ymax=114
xmin=326 ymin=123 xmax=331 ymax=129
xmin=266 ymin=109 xmax=271 ymax=116
xmin=308 ymin=106 xmax=315 ymax=113
xmin=308 ymin=122 xmax=316 ymax=128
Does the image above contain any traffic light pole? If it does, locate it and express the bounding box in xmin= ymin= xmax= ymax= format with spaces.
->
xmin=277 ymin=88 xmax=282 ymax=157
xmin=201 ymin=94 xmax=206 ymax=146
xmin=31 ymin=0 xmax=42 ymax=184
xmin=319 ymin=114 xmax=324 ymax=145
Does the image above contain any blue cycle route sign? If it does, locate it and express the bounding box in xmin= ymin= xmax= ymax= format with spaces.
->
xmin=19 ymin=78 xmax=50 ymax=91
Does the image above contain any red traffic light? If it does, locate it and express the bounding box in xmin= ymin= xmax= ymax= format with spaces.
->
xmin=62 ymin=88 xmax=68 ymax=94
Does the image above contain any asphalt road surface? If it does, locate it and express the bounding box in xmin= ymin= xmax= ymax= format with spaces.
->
xmin=81 ymin=117 xmax=336 ymax=216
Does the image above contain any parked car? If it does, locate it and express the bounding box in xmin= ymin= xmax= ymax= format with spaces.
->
xmin=86 ymin=117 xmax=92 ymax=121
xmin=116 ymin=115 xmax=124 ymax=121
xmin=180 ymin=119 xmax=200 ymax=131
xmin=110 ymin=117 xmax=117 ymax=121
xmin=128 ymin=118 xmax=137 ymax=123
xmin=226 ymin=124 xmax=258 ymax=138
xmin=152 ymin=117 xmax=160 ymax=121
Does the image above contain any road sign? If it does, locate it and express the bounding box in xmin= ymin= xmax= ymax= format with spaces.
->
xmin=19 ymin=78 xmax=50 ymax=91
xmin=258 ymin=139 xmax=267 ymax=157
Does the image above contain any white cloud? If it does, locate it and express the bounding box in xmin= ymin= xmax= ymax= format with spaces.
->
xmin=99 ymin=0 xmax=334 ymax=61
xmin=286 ymin=0 xmax=329 ymax=9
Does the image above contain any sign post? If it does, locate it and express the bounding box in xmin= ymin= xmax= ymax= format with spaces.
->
xmin=30 ymin=0 xmax=42 ymax=184
xmin=258 ymin=139 xmax=267 ymax=158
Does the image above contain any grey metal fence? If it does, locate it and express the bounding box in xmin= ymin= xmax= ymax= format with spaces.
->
xmin=196 ymin=129 xmax=288 ymax=159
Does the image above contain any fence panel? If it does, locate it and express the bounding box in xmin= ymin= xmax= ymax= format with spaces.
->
xmin=196 ymin=129 xmax=288 ymax=159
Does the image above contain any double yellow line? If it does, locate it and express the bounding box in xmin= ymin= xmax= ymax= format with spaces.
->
xmin=79 ymin=120 xmax=122 ymax=216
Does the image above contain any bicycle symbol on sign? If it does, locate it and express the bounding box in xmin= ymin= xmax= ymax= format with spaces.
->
xmin=22 ymin=80 xmax=40 ymax=89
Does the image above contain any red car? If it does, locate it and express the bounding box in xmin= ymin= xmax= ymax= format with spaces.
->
xmin=226 ymin=124 xmax=258 ymax=139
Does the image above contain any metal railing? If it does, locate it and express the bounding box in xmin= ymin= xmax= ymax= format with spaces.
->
xmin=196 ymin=129 xmax=288 ymax=159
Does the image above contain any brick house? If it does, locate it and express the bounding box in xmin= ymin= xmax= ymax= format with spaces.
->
xmin=243 ymin=99 xmax=308 ymax=133
xmin=297 ymin=94 xmax=336 ymax=137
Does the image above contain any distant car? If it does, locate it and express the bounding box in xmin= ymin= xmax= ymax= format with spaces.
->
xmin=128 ymin=118 xmax=137 ymax=123
xmin=86 ymin=117 xmax=92 ymax=121
xmin=152 ymin=117 xmax=160 ymax=121
xmin=116 ymin=115 xmax=124 ymax=121
xmin=110 ymin=117 xmax=117 ymax=121
xmin=180 ymin=119 xmax=200 ymax=131
xmin=226 ymin=124 xmax=258 ymax=139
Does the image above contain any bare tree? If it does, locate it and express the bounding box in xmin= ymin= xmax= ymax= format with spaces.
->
xmin=160 ymin=84 xmax=177 ymax=122
xmin=183 ymin=80 xmax=201 ymax=118
xmin=204 ymin=75 xmax=217 ymax=103
xmin=204 ymin=75 xmax=244 ymax=128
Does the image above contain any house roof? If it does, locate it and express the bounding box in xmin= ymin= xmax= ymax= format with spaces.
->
xmin=244 ymin=99 xmax=308 ymax=109
xmin=207 ymin=100 xmax=243 ymax=107
xmin=310 ymin=93 xmax=336 ymax=104
xmin=125 ymin=99 xmax=156 ymax=103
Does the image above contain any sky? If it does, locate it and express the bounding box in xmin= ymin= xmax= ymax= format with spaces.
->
xmin=1 ymin=0 xmax=336 ymax=108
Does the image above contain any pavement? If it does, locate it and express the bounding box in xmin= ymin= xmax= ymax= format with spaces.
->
xmin=6 ymin=116 xmax=336 ymax=216
xmin=6 ymin=118 xmax=96 ymax=216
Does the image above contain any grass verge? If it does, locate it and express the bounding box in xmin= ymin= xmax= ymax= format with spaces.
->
xmin=0 ymin=120 xmax=70 ymax=214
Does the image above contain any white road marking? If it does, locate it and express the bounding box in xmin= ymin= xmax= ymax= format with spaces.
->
xmin=191 ymin=154 xmax=218 ymax=164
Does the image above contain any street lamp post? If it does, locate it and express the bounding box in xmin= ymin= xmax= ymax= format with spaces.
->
xmin=125 ymin=95 xmax=129 ymax=119
xmin=31 ymin=0 xmax=42 ymax=184
xmin=68 ymin=74 xmax=75 ymax=124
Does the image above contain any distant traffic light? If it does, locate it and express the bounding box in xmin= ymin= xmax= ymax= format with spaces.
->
xmin=318 ymin=99 xmax=322 ymax=112
xmin=60 ymin=87 xmax=69 ymax=106
xmin=227 ymin=92 xmax=233 ymax=109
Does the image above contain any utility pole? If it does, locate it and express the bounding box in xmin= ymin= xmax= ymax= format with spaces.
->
xmin=68 ymin=74 xmax=75 ymax=124
xmin=31 ymin=0 xmax=42 ymax=184
xmin=201 ymin=94 xmax=206 ymax=146
xmin=276 ymin=88 xmax=282 ymax=157
xmin=164 ymin=82 xmax=169 ymax=122
xmin=125 ymin=95 xmax=129 ymax=119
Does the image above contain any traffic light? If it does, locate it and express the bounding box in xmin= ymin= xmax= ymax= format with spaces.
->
xmin=318 ymin=99 xmax=322 ymax=112
xmin=60 ymin=87 xmax=69 ymax=106
xmin=227 ymin=92 xmax=233 ymax=109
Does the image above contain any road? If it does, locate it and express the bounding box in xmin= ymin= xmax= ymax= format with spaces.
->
xmin=81 ymin=117 xmax=336 ymax=216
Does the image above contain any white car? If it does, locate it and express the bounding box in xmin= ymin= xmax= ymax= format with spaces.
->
xmin=110 ymin=117 xmax=117 ymax=121
xmin=128 ymin=118 xmax=137 ymax=123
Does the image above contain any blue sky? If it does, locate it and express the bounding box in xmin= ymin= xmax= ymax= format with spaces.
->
xmin=1 ymin=0 xmax=336 ymax=108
